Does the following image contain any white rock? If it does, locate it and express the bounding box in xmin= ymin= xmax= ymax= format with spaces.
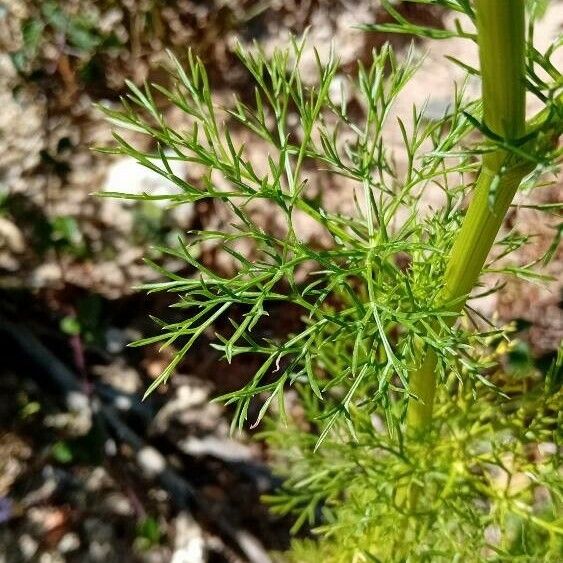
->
xmin=28 ymin=263 xmax=62 ymax=288
xmin=177 ymin=436 xmax=252 ymax=462
xmin=58 ymin=532 xmax=80 ymax=553
xmin=538 ymin=442 xmax=557 ymax=457
xmin=328 ymin=74 xmax=351 ymax=107
xmin=0 ymin=217 xmax=24 ymax=253
xmin=137 ymin=446 xmax=166 ymax=478
xmin=18 ymin=534 xmax=38 ymax=560
xmin=102 ymin=153 xmax=195 ymax=231
xmin=84 ymin=467 xmax=112 ymax=492
xmin=484 ymin=524 xmax=502 ymax=547
xmin=101 ymin=492 xmax=133 ymax=516
xmin=172 ymin=512 xmax=206 ymax=563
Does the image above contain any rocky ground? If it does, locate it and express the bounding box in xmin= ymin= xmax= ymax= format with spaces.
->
xmin=0 ymin=1 xmax=561 ymax=561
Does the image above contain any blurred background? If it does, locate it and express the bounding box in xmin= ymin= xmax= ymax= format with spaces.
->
xmin=0 ymin=1 xmax=561 ymax=561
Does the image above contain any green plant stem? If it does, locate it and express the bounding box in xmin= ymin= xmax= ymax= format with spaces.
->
xmin=406 ymin=0 xmax=527 ymax=432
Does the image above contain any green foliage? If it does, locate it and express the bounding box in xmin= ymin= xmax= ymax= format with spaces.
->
xmin=51 ymin=430 xmax=106 ymax=466
xmin=101 ymin=41 xmax=482 ymax=435
xmin=50 ymin=216 xmax=88 ymax=258
xmin=60 ymin=295 xmax=104 ymax=346
xmin=101 ymin=0 xmax=562 ymax=559
xmin=135 ymin=516 xmax=163 ymax=551
xmin=11 ymin=1 xmax=120 ymax=75
xmin=267 ymin=347 xmax=562 ymax=561
xmin=51 ymin=440 xmax=74 ymax=464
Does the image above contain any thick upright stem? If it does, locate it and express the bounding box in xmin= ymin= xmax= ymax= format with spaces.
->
xmin=406 ymin=0 xmax=527 ymax=433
